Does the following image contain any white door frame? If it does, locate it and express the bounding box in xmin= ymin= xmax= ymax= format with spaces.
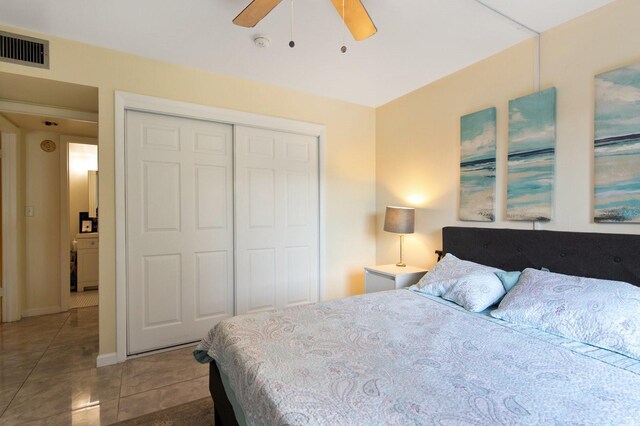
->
xmin=1 ymin=131 xmax=21 ymax=322
xmin=114 ymin=91 xmax=326 ymax=364
xmin=59 ymin=140 xmax=70 ymax=313
xmin=59 ymin=135 xmax=99 ymax=314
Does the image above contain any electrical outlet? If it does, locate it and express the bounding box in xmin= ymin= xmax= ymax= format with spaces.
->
xmin=25 ymin=206 xmax=34 ymax=217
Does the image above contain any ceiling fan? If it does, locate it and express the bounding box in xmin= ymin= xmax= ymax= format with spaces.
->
xmin=232 ymin=0 xmax=377 ymax=41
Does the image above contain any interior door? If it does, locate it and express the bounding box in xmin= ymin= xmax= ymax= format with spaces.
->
xmin=126 ymin=111 xmax=234 ymax=354
xmin=235 ymin=126 xmax=319 ymax=315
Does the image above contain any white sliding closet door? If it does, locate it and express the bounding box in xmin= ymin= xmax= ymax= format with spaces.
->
xmin=126 ymin=111 xmax=234 ymax=354
xmin=235 ymin=126 xmax=319 ymax=315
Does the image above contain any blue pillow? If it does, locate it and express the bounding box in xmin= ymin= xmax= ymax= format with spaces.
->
xmin=494 ymin=271 xmax=521 ymax=291
xmin=442 ymin=272 xmax=506 ymax=312
xmin=495 ymin=267 xmax=551 ymax=292
xmin=492 ymin=268 xmax=640 ymax=360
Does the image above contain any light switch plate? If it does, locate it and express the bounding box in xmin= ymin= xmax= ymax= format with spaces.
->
xmin=25 ymin=206 xmax=34 ymax=217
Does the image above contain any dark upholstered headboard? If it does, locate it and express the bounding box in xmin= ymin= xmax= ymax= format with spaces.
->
xmin=441 ymin=227 xmax=640 ymax=286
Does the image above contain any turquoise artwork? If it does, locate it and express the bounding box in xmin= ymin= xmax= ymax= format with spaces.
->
xmin=507 ymin=88 xmax=556 ymax=221
xmin=460 ymin=107 xmax=496 ymax=221
xmin=594 ymin=64 xmax=640 ymax=223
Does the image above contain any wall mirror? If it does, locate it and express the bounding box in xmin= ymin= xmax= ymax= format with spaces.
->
xmin=88 ymin=170 xmax=98 ymax=218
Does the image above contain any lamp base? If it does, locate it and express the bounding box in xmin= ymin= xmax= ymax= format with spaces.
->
xmin=395 ymin=262 xmax=406 ymax=267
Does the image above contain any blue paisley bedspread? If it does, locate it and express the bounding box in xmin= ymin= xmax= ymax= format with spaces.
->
xmin=194 ymin=289 xmax=640 ymax=425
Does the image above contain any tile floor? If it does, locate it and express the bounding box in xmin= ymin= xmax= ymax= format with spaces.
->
xmin=69 ymin=290 xmax=99 ymax=309
xmin=0 ymin=306 xmax=210 ymax=425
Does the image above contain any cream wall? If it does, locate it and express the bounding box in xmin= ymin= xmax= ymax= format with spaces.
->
xmin=0 ymin=25 xmax=377 ymax=356
xmin=5 ymin=131 xmax=98 ymax=317
xmin=0 ymin=124 xmax=98 ymax=318
xmin=22 ymin=131 xmax=62 ymax=316
xmin=376 ymin=0 xmax=640 ymax=269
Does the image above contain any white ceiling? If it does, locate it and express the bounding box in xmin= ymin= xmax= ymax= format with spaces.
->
xmin=0 ymin=0 xmax=613 ymax=107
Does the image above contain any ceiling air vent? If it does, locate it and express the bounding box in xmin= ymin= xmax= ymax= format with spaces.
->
xmin=0 ymin=31 xmax=49 ymax=69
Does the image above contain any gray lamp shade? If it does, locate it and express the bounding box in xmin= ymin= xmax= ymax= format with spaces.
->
xmin=383 ymin=206 xmax=415 ymax=234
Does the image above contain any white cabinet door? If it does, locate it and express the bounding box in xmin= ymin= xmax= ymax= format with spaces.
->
xmin=235 ymin=126 xmax=319 ymax=314
xmin=77 ymin=237 xmax=99 ymax=291
xmin=125 ymin=111 xmax=234 ymax=354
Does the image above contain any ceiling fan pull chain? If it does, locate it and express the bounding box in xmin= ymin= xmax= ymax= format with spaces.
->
xmin=289 ymin=0 xmax=295 ymax=48
xmin=340 ymin=0 xmax=347 ymax=53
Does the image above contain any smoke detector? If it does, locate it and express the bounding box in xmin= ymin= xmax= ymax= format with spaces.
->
xmin=253 ymin=35 xmax=271 ymax=48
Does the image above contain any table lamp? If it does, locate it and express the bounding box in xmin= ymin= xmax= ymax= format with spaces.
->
xmin=383 ymin=206 xmax=415 ymax=267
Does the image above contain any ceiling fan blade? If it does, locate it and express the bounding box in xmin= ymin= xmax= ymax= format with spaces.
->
xmin=233 ymin=0 xmax=283 ymax=28
xmin=331 ymin=0 xmax=377 ymax=41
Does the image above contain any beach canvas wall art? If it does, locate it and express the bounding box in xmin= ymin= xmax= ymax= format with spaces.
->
xmin=594 ymin=64 xmax=640 ymax=223
xmin=507 ymin=88 xmax=556 ymax=221
xmin=459 ymin=107 xmax=496 ymax=221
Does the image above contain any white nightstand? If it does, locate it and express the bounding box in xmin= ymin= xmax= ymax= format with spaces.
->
xmin=364 ymin=265 xmax=428 ymax=294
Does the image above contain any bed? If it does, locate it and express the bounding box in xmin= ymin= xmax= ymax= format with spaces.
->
xmin=194 ymin=226 xmax=640 ymax=425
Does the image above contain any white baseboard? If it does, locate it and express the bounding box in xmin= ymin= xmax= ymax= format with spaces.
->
xmin=96 ymin=352 xmax=119 ymax=367
xmin=22 ymin=306 xmax=61 ymax=317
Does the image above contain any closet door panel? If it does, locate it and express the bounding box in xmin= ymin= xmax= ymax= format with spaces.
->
xmin=248 ymin=168 xmax=276 ymax=228
xmin=248 ymin=248 xmax=277 ymax=312
xmin=195 ymin=251 xmax=230 ymax=319
xmin=235 ymin=126 xmax=319 ymax=315
xmin=126 ymin=111 xmax=234 ymax=354
xmin=195 ymin=165 xmax=228 ymax=230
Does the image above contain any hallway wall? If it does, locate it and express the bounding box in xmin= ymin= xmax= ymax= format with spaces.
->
xmin=23 ymin=130 xmax=61 ymax=316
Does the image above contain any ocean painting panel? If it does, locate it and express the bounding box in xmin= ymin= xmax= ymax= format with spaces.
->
xmin=460 ymin=107 xmax=496 ymax=221
xmin=594 ymin=64 xmax=640 ymax=223
xmin=507 ymin=88 xmax=556 ymax=221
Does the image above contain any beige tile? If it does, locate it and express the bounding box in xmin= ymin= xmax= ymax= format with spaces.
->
xmin=0 ymin=321 xmax=63 ymax=335
xmin=0 ymin=352 xmax=43 ymax=387
xmin=48 ymin=310 xmax=98 ymax=349
xmin=117 ymin=375 xmax=210 ymax=421
xmin=0 ymin=383 xmax=21 ymax=415
xmin=58 ymin=310 xmax=98 ymax=330
xmin=57 ymin=317 xmax=98 ymax=331
xmin=1 ymin=312 xmax=70 ymax=333
xmin=67 ymin=305 xmax=99 ymax=318
xmin=121 ymin=360 xmax=208 ymax=397
xmin=30 ymin=340 xmax=99 ymax=378
xmin=20 ymin=399 xmax=119 ymax=426
xmin=1 ymin=364 xmax=123 ymax=424
xmin=0 ymin=313 xmax=67 ymax=355
xmin=0 ymin=338 xmax=52 ymax=354
xmin=0 ymin=327 xmax=60 ymax=351
xmin=0 ymin=305 xmax=215 ymax=424
xmin=122 ymin=346 xmax=200 ymax=376
xmin=48 ymin=330 xmax=98 ymax=350
xmin=58 ymin=316 xmax=97 ymax=329
xmin=121 ymin=346 xmax=207 ymax=397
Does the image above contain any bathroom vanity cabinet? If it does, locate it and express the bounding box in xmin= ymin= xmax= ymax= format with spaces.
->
xmin=76 ymin=233 xmax=99 ymax=291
